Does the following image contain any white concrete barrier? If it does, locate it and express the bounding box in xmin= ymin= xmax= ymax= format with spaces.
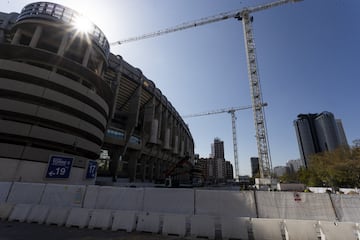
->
xmin=251 ymin=218 xmax=283 ymax=240
xmin=221 ymin=217 xmax=249 ymax=240
xmin=40 ymin=184 xmax=85 ymax=208
xmin=7 ymin=182 xmax=45 ymax=204
xmin=319 ymin=221 xmax=359 ymax=240
xmin=308 ymin=187 xmax=332 ymax=193
xmin=111 ymin=210 xmax=137 ymax=232
xmin=0 ymin=182 xmax=12 ymax=203
xmin=195 ymin=190 xmax=256 ymax=217
xmin=8 ymin=203 xmax=33 ymax=222
xmin=190 ymin=215 xmax=216 ymax=239
xmin=143 ymin=188 xmax=194 ymax=214
xmin=83 ymin=185 xmax=100 ymax=209
xmin=95 ymin=187 xmax=144 ymax=211
xmin=88 ymin=209 xmax=113 ymax=230
xmin=256 ymin=191 xmax=337 ymax=221
xmin=330 ymin=194 xmax=360 ymax=222
xmin=284 ymin=219 xmax=319 ymax=240
xmin=162 ymin=214 xmax=187 ymax=237
xmin=26 ymin=204 xmax=50 ymax=224
xmin=0 ymin=203 xmax=14 ymax=220
xmin=45 ymin=206 xmax=71 ymax=226
xmin=136 ymin=212 xmax=161 ymax=233
xmin=339 ymin=188 xmax=359 ymax=194
xmin=65 ymin=207 xmax=92 ymax=229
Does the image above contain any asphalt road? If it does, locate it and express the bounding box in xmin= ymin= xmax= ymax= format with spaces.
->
xmin=0 ymin=221 xmax=187 ymax=240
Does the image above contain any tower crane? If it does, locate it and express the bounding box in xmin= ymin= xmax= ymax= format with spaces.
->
xmin=182 ymin=103 xmax=267 ymax=179
xmin=111 ymin=0 xmax=303 ymax=179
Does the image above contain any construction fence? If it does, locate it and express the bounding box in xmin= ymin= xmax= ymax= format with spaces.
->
xmin=1 ymin=182 xmax=360 ymax=239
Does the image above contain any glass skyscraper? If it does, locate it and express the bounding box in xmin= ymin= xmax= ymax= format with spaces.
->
xmin=294 ymin=111 xmax=347 ymax=167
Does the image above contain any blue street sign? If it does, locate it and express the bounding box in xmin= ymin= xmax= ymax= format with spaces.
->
xmin=86 ymin=160 xmax=98 ymax=179
xmin=45 ymin=155 xmax=73 ymax=179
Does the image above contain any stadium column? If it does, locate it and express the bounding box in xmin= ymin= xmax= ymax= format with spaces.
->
xmin=57 ymin=33 xmax=69 ymax=56
xmin=128 ymin=151 xmax=141 ymax=182
xmin=170 ymin=116 xmax=175 ymax=154
xmin=109 ymin=148 xmax=122 ymax=182
xmin=154 ymin=157 xmax=160 ymax=180
xmin=139 ymin=155 xmax=150 ymax=182
xmin=143 ymin=97 xmax=156 ymax=144
xmin=155 ymin=100 xmax=162 ymax=144
xmin=148 ymin=157 xmax=155 ymax=181
xmin=29 ymin=25 xmax=42 ymax=48
xmin=82 ymin=45 xmax=92 ymax=67
xmin=114 ymin=75 xmax=143 ymax=182
xmin=11 ymin=28 xmax=22 ymax=44
xmin=162 ymin=109 xmax=170 ymax=149
xmin=124 ymin=74 xmax=144 ymax=181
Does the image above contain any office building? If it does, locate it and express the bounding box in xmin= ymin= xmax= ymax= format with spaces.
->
xmin=336 ymin=119 xmax=348 ymax=147
xmin=225 ymin=161 xmax=234 ymax=180
xmin=286 ymin=159 xmax=302 ymax=173
xmin=294 ymin=111 xmax=347 ymax=167
xmin=251 ymin=157 xmax=260 ymax=177
xmin=212 ymin=138 xmax=225 ymax=159
xmin=273 ymin=166 xmax=289 ymax=177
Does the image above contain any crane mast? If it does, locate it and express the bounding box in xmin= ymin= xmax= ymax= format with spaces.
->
xmin=183 ymin=105 xmax=253 ymax=179
xmin=239 ymin=11 xmax=271 ymax=178
xmin=111 ymin=0 xmax=303 ymax=180
xmin=229 ymin=110 xmax=239 ymax=179
xmin=236 ymin=0 xmax=302 ymax=178
xmin=183 ymin=103 xmax=266 ymax=179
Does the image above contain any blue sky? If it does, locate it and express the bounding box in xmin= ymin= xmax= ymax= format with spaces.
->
xmin=4 ymin=0 xmax=360 ymax=175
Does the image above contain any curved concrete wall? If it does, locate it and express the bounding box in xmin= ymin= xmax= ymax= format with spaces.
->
xmin=0 ymin=3 xmax=194 ymax=184
xmin=0 ymin=4 xmax=112 ymax=184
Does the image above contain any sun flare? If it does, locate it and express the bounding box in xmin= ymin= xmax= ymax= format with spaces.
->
xmin=73 ymin=15 xmax=93 ymax=33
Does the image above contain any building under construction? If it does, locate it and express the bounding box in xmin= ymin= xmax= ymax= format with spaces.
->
xmin=0 ymin=2 xmax=194 ymax=185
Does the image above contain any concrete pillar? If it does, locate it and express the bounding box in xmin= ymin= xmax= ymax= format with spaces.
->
xmin=154 ymin=159 xmax=160 ymax=180
xmin=97 ymin=59 xmax=104 ymax=76
xmin=155 ymin=103 xmax=162 ymax=144
xmin=0 ymin=31 xmax=4 ymax=43
xmin=11 ymin=29 xmax=22 ymax=44
xmin=149 ymin=158 xmax=155 ymax=181
xmin=139 ymin=156 xmax=147 ymax=182
xmin=29 ymin=25 xmax=42 ymax=48
xmin=128 ymin=154 xmax=138 ymax=182
xmin=109 ymin=148 xmax=122 ymax=182
xmin=57 ymin=34 xmax=68 ymax=56
xmin=82 ymin=45 xmax=92 ymax=67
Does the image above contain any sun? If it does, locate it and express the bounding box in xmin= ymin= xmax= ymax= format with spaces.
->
xmin=73 ymin=14 xmax=93 ymax=33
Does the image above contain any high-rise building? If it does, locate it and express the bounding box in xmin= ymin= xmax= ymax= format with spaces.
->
xmin=286 ymin=159 xmax=302 ymax=173
xmin=204 ymin=138 xmax=228 ymax=183
xmin=294 ymin=111 xmax=347 ymax=167
xmin=212 ymin=138 xmax=225 ymax=159
xmin=336 ymin=119 xmax=348 ymax=147
xmin=225 ymin=161 xmax=234 ymax=180
xmin=273 ymin=166 xmax=289 ymax=177
xmin=250 ymin=157 xmax=260 ymax=177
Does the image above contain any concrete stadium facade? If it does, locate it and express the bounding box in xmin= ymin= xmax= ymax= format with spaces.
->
xmin=0 ymin=2 xmax=194 ymax=184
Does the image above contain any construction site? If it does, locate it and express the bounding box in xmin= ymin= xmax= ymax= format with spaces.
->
xmin=1 ymin=0 xmax=360 ymax=239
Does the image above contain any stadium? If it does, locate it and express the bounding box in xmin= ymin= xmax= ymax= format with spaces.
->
xmin=0 ymin=2 xmax=194 ymax=185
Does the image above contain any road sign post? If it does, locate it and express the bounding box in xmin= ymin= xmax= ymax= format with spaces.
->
xmin=45 ymin=155 xmax=73 ymax=179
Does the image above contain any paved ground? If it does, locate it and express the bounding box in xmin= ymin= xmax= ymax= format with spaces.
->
xmin=0 ymin=221 xmax=187 ymax=240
